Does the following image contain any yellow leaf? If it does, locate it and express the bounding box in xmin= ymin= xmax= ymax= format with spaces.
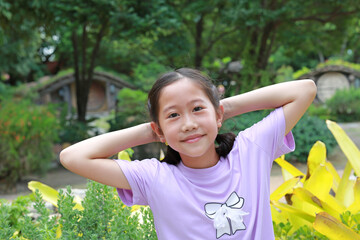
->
xmin=347 ymin=177 xmax=360 ymax=213
xmin=160 ymin=149 xmax=165 ymax=161
xmin=271 ymin=200 xmax=315 ymax=223
xmin=73 ymin=196 xmax=84 ymax=211
xmin=303 ymin=165 xmax=333 ymax=201
xmin=293 ymin=187 xmax=341 ymax=220
xmin=274 ymin=156 xmax=305 ymax=182
xmin=271 ymin=205 xmax=287 ymax=224
xmin=56 ymin=224 xmax=62 ymax=239
xmin=118 ymin=150 xmax=131 ymax=161
xmin=270 ymin=176 xmax=302 ymax=201
xmin=271 ymin=200 xmax=312 ymax=233
xmin=28 ymin=181 xmax=84 ymax=211
xmin=313 ymin=212 xmax=360 ymax=240
xmin=325 ymin=161 xmax=340 ymax=193
xmin=131 ymin=205 xmax=141 ymax=212
xmin=28 ymin=181 xmax=59 ymax=207
xmin=306 ymin=141 xmax=326 ymax=179
xmin=336 ymin=161 xmax=354 ymax=207
xmin=291 ymin=194 xmax=321 ymax=217
xmin=323 ymin=194 xmax=346 ymax=214
xmin=281 ymin=167 xmax=294 ymax=182
xmin=326 ymin=120 xmax=360 ymax=177
xmin=10 ymin=231 xmax=29 ymax=239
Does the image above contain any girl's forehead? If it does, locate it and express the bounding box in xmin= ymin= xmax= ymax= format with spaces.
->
xmin=158 ymin=78 xmax=209 ymax=107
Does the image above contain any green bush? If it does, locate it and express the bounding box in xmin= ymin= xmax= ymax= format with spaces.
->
xmin=0 ymin=181 xmax=157 ymax=239
xmin=222 ymin=111 xmax=336 ymax=162
xmin=57 ymin=106 xmax=98 ymax=144
xmin=288 ymin=115 xmax=336 ymax=162
xmin=108 ymin=88 xmax=148 ymax=131
xmin=0 ymin=95 xmax=59 ymax=190
xmin=273 ymin=221 xmax=328 ymax=239
xmin=326 ymin=87 xmax=360 ymax=122
xmin=307 ymin=104 xmax=334 ymax=121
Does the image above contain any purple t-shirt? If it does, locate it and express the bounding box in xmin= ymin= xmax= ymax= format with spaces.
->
xmin=115 ymin=107 xmax=295 ymax=239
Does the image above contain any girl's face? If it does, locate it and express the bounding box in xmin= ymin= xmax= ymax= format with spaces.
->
xmin=151 ymin=78 xmax=223 ymax=168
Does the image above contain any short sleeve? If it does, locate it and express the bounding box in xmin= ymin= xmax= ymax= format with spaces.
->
xmin=114 ymin=158 xmax=159 ymax=206
xmin=241 ymin=107 xmax=295 ymax=160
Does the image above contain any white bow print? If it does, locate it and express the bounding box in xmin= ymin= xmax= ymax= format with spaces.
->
xmin=205 ymin=192 xmax=249 ymax=239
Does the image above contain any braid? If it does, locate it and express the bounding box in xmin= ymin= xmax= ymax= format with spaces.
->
xmin=162 ymin=145 xmax=181 ymax=165
xmin=215 ymin=132 xmax=236 ymax=157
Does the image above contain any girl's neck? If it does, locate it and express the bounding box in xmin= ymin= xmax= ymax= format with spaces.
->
xmin=180 ymin=147 xmax=219 ymax=169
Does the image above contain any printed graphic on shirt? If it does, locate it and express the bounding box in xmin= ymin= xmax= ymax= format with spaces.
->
xmin=204 ymin=192 xmax=249 ymax=239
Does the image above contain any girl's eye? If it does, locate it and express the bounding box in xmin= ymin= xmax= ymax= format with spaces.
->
xmin=168 ymin=113 xmax=179 ymax=118
xmin=193 ymin=106 xmax=203 ymax=112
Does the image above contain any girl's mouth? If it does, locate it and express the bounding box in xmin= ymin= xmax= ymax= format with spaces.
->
xmin=182 ymin=134 xmax=204 ymax=143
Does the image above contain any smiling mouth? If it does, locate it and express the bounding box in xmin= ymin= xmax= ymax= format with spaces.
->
xmin=182 ymin=134 xmax=204 ymax=143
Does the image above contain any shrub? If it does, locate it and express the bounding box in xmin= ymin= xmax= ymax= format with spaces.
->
xmin=288 ymin=115 xmax=337 ymax=162
xmin=57 ymin=106 xmax=98 ymax=144
xmin=0 ymin=95 xmax=59 ymax=190
xmin=0 ymin=181 xmax=156 ymax=239
xmin=326 ymin=87 xmax=360 ymax=122
xmin=307 ymin=104 xmax=334 ymax=121
xmin=108 ymin=88 xmax=148 ymax=131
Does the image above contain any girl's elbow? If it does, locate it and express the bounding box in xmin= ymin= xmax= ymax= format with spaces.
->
xmin=303 ymin=79 xmax=317 ymax=100
xmin=59 ymin=148 xmax=73 ymax=169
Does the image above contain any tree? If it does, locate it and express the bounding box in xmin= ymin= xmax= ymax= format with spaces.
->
xmin=39 ymin=0 xmax=177 ymax=122
xmin=0 ymin=0 xmax=46 ymax=85
xmin=226 ymin=0 xmax=360 ymax=91
xmin=153 ymin=0 xmax=238 ymax=68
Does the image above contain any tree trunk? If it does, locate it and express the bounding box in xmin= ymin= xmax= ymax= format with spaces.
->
xmin=194 ymin=15 xmax=204 ymax=68
xmin=72 ymin=28 xmax=88 ymax=123
xmin=71 ymin=22 xmax=108 ymax=122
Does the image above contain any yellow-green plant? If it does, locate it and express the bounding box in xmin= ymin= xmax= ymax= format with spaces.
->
xmin=26 ymin=123 xmax=360 ymax=239
xmin=271 ymin=120 xmax=360 ymax=239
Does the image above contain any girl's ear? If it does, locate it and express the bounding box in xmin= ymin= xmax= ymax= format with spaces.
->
xmin=150 ymin=122 xmax=166 ymax=143
xmin=216 ymin=104 xmax=224 ymax=128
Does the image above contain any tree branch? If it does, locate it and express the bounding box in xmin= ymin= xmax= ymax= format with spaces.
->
xmin=291 ymin=9 xmax=358 ymax=23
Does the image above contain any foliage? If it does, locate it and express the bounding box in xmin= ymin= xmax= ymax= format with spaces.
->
xmin=274 ymin=65 xmax=294 ymax=84
xmin=108 ymin=88 xmax=148 ymax=131
xmin=326 ymin=87 xmax=360 ymax=122
xmin=2 ymin=120 xmax=360 ymax=239
xmin=131 ymin=62 xmax=170 ymax=91
xmin=108 ymin=62 xmax=169 ymax=130
xmin=273 ymin=222 xmax=328 ymax=240
xmin=271 ymin=121 xmax=360 ymax=239
xmin=288 ymin=115 xmax=337 ymax=162
xmin=0 ymin=0 xmax=47 ymax=84
xmin=221 ymin=110 xmax=269 ymax=133
xmin=0 ymin=91 xmax=59 ymax=189
xmin=292 ymin=59 xmax=360 ymax=80
xmin=307 ymin=104 xmax=333 ymax=121
xmin=293 ymin=67 xmax=311 ymax=80
xmin=0 ymin=181 xmax=156 ymax=239
xmin=57 ymin=105 xmax=98 ymax=144
xmin=317 ymin=59 xmax=360 ymax=71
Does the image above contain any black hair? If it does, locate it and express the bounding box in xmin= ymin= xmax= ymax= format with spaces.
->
xmin=148 ymin=68 xmax=236 ymax=165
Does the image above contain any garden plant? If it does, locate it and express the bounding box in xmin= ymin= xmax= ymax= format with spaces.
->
xmin=0 ymin=120 xmax=359 ymax=239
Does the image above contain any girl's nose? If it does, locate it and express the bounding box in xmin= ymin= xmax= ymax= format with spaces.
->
xmin=181 ymin=115 xmax=198 ymax=132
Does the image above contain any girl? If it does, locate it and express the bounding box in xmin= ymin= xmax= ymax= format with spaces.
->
xmin=60 ymin=68 xmax=316 ymax=239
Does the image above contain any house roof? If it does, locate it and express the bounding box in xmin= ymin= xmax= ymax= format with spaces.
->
xmin=25 ymin=71 xmax=136 ymax=96
xmin=298 ymin=65 xmax=360 ymax=79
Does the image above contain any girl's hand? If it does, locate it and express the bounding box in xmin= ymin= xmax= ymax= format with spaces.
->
xmin=221 ymin=80 xmax=317 ymax=134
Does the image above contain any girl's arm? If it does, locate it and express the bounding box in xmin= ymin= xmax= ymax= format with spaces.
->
xmin=221 ymin=80 xmax=317 ymax=135
xmin=59 ymin=123 xmax=158 ymax=189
